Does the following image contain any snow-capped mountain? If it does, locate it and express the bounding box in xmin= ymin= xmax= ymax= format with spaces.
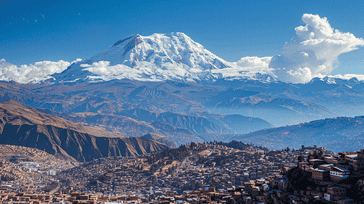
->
xmin=54 ymin=32 xmax=274 ymax=83
xmin=309 ymin=76 xmax=361 ymax=86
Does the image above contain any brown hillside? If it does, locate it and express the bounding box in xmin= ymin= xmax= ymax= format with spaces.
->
xmin=0 ymin=99 xmax=124 ymax=138
xmin=0 ymin=100 xmax=169 ymax=162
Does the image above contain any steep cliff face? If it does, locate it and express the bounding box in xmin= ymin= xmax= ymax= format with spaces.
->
xmin=0 ymin=100 xmax=169 ymax=162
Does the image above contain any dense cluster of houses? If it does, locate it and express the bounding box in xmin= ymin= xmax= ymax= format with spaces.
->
xmin=2 ymin=143 xmax=364 ymax=203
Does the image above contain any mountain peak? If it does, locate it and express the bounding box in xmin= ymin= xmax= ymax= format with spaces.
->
xmin=95 ymin=32 xmax=217 ymax=67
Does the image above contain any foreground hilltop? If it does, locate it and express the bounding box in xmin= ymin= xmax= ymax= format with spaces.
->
xmin=57 ymin=141 xmax=274 ymax=193
xmin=0 ymin=100 xmax=170 ymax=162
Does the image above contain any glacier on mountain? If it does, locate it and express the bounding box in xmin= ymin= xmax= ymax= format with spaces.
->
xmin=53 ymin=32 xmax=275 ymax=83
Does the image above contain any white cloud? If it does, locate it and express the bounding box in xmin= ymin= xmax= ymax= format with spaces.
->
xmin=235 ymin=56 xmax=272 ymax=70
xmin=216 ymin=56 xmax=274 ymax=80
xmin=269 ymin=14 xmax=364 ymax=83
xmin=0 ymin=59 xmax=79 ymax=83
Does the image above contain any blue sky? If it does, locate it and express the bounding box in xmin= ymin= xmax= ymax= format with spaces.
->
xmin=1 ymin=0 xmax=364 ymax=75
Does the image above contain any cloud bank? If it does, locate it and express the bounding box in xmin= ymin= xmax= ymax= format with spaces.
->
xmin=269 ymin=14 xmax=364 ymax=83
xmin=0 ymin=59 xmax=80 ymax=83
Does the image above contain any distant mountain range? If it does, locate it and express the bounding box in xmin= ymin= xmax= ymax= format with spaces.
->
xmin=1 ymin=74 xmax=364 ymax=150
xmin=0 ymin=80 xmax=274 ymax=145
xmin=231 ymin=116 xmax=364 ymax=153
